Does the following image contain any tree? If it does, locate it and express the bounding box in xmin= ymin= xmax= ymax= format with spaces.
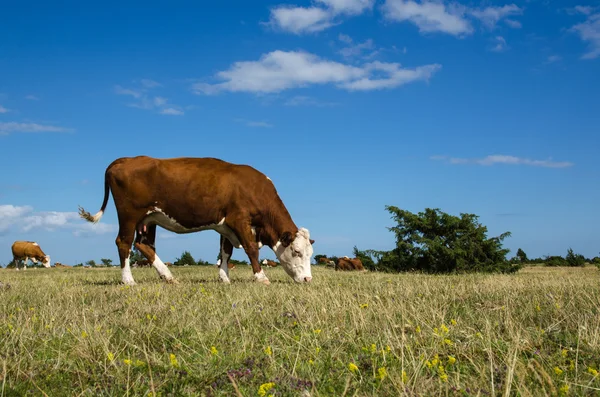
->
xmin=381 ymin=206 xmax=519 ymax=274
xmin=174 ymin=251 xmax=196 ymax=266
xmin=565 ymin=248 xmax=585 ymax=267
xmin=100 ymin=258 xmax=113 ymax=267
xmin=85 ymin=260 xmax=96 ymax=267
xmin=352 ymin=246 xmax=377 ymax=271
xmin=129 ymin=247 xmax=145 ymax=264
xmin=516 ymin=248 xmax=528 ymax=264
xmin=313 ymin=254 xmax=328 ymax=265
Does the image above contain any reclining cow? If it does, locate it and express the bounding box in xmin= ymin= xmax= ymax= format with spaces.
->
xmin=78 ymin=156 xmax=315 ymax=286
xmin=262 ymin=259 xmax=279 ymax=267
xmin=11 ymin=241 xmax=51 ymax=270
xmin=335 ymin=256 xmax=366 ymax=271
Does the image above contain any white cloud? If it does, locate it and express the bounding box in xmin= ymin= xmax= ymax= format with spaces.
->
xmin=0 ymin=122 xmax=73 ymax=135
xmin=115 ymin=83 xmax=185 ymax=115
xmin=25 ymin=95 xmax=40 ymax=101
xmin=0 ymin=105 xmax=9 ymax=114
xmin=266 ymin=0 xmax=374 ymax=34
xmin=504 ymin=19 xmax=521 ymax=28
xmin=338 ymin=36 xmax=377 ymax=58
xmin=284 ymin=95 xmax=339 ymax=106
xmin=431 ymin=155 xmax=574 ymax=168
xmin=381 ymin=1 xmax=523 ymax=36
xmin=0 ymin=205 xmax=116 ymax=236
xmin=235 ymin=118 xmax=273 ymax=128
xmin=469 ymin=4 xmax=523 ymax=30
xmin=160 ymin=107 xmax=184 ymax=116
xmin=570 ymin=13 xmax=600 ymax=60
xmin=192 ymin=50 xmax=441 ymax=95
xmin=567 ymin=5 xmax=595 ymax=16
xmin=381 ymin=0 xmax=472 ymax=36
xmin=490 ymin=36 xmax=509 ymax=52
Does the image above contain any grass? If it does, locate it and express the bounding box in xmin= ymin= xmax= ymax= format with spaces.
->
xmin=1 ymin=265 xmax=599 ymax=396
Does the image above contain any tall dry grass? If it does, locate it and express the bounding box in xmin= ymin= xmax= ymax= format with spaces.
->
xmin=0 ymin=265 xmax=599 ymax=396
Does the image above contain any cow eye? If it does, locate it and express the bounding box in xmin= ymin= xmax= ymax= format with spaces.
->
xmin=292 ymin=249 xmax=302 ymax=257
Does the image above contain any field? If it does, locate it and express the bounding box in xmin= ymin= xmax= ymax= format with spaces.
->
xmin=1 ymin=265 xmax=599 ymax=396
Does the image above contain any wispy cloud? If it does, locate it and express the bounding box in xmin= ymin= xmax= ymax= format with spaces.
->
xmin=0 ymin=204 xmax=116 ymax=236
xmin=235 ymin=118 xmax=273 ymax=128
xmin=569 ymin=12 xmax=600 ymax=59
xmin=337 ymin=34 xmax=378 ymax=59
xmin=490 ymin=36 xmax=509 ymax=52
xmin=114 ymin=82 xmax=185 ymax=115
xmin=25 ymin=95 xmax=40 ymax=101
xmin=431 ymin=154 xmax=574 ymax=168
xmin=566 ymin=5 xmax=596 ymax=16
xmin=0 ymin=105 xmax=9 ymax=114
xmin=380 ymin=1 xmax=523 ymax=36
xmin=192 ymin=50 xmax=441 ymax=95
xmin=284 ymin=95 xmax=340 ymax=107
xmin=504 ymin=19 xmax=521 ymax=29
xmin=0 ymin=122 xmax=73 ymax=135
xmin=266 ymin=0 xmax=375 ymax=34
xmin=544 ymin=55 xmax=562 ymax=64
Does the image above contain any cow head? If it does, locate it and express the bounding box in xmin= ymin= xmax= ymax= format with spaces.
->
xmin=275 ymin=228 xmax=314 ymax=283
xmin=42 ymin=255 xmax=51 ymax=268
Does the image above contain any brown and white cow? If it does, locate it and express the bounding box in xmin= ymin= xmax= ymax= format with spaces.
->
xmin=335 ymin=256 xmax=366 ymax=271
xmin=261 ymin=259 xmax=278 ymax=267
xmin=78 ymin=156 xmax=315 ymax=286
xmin=54 ymin=262 xmax=71 ymax=268
xmin=11 ymin=241 xmax=51 ymax=270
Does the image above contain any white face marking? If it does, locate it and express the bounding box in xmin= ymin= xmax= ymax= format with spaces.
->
xmin=144 ymin=210 xmax=242 ymax=248
xmin=122 ymin=257 xmax=136 ymax=286
xmin=274 ymin=228 xmax=314 ymax=283
xmin=152 ymin=254 xmax=174 ymax=281
xmin=43 ymin=256 xmax=51 ymax=268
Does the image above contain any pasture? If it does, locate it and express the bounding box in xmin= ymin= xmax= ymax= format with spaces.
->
xmin=1 ymin=265 xmax=599 ymax=396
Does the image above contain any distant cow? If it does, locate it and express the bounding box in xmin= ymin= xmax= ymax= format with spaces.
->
xmin=54 ymin=262 xmax=71 ymax=268
xmin=11 ymin=241 xmax=51 ymax=270
xmin=318 ymin=257 xmax=335 ymax=267
xmin=335 ymin=256 xmax=365 ymax=271
xmin=261 ymin=259 xmax=278 ymax=267
xmin=78 ymin=156 xmax=315 ymax=286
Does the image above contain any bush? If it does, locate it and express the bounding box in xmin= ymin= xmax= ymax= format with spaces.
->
xmin=379 ymin=206 xmax=519 ymax=274
xmin=565 ymin=248 xmax=586 ymax=267
xmin=544 ymin=256 xmax=568 ymax=267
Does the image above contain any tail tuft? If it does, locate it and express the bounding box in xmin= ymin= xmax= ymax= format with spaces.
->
xmin=78 ymin=206 xmax=103 ymax=223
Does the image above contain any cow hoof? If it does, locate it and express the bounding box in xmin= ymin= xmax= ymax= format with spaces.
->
xmin=256 ymin=278 xmax=271 ymax=285
xmin=219 ymin=277 xmax=231 ymax=284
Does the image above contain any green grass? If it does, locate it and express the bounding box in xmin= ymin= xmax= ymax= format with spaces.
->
xmin=1 ymin=265 xmax=599 ymax=396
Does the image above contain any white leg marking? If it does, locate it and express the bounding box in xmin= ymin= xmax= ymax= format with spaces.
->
xmin=254 ymin=269 xmax=270 ymax=284
xmin=219 ymin=246 xmax=231 ymax=284
xmin=122 ymin=257 xmax=136 ymax=286
xmin=152 ymin=253 xmax=176 ymax=283
xmin=23 ymin=257 xmax=28 ymax=270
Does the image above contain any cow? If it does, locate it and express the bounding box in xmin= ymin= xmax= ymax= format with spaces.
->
xmin=335 ymin=256 xmax=366 ymax=271
xmin=261 ymin=259 xmax=278 ymax=267
xmin=11 ymin=241 xmax=51 ymax=270
xmin=318 ymin=257 xmax=335 ymax=267
xmin=78 ymin=156 xmax=315 ymax=286
xmin=54 ymin=262 xmax=71 ymax=268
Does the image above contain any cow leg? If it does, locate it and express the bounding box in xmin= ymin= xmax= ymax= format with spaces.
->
xmin=231 ymin=222 xmax=269 ymax=285
xmin=116 ymin=226 xmax=136 ymax=286
xmin=134 ymin=225 xmax=178 ymax=284
xmin=218 ymin=234 xmax=233 ymax=284
xmin=23 ymin=257 xmax=28 ymax=270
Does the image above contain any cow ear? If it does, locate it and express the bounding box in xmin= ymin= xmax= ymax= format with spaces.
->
xmin=309 ymin=239 xmax=315 ymax=245
xmin=280 ymin=231 xmax=295 ymax=247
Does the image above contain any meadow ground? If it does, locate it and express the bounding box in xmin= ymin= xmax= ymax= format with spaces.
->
xmin=1 ymin=264 xmax=599 ymax=396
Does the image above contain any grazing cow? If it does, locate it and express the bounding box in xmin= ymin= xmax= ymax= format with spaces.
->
xmin=261 ymin=259 xmax=278 ymax=267
xmin=335 ymin=256 xmax=365 ymax=271
xmin=78 ymin=156 xmax=315 ymax=286
xmin=11 ymin=241 xmax=51 ymax=270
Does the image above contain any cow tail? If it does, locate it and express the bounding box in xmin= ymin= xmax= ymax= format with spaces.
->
xmin=78 ymin=170 xmax=110 ymax=223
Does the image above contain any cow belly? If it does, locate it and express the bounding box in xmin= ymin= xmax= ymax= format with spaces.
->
xmin=143 ymin=209 xmax=242 ymax=248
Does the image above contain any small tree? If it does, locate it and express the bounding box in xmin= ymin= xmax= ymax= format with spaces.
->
xmin=352 ymin=246 xmax=377 ymax=271
xmin=565 ymin=248 xmax=585 ymax=267
xmin=129 ymin=247 xmax=145 ymax=264
xmin=100 ymin=258 xmax=113 ymax=267
xmin=85 ymin=259 xmax=96 ymax=267
xmin=516 ymin=248 xmax=528 ymax=264
xmin=174 ymin=251 xmax=196 ymax=266
xmin=383 ymin=206 xmax=519 ymax=274
xmin=544 ymin=255 xmax=567 ymax=267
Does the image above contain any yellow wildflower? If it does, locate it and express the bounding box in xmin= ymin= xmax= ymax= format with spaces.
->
xmin=316 ymin=347 xmax=321 ymax=354
xmin=402 ymin=370 xmax=408 ymax=383
xmin=561 ymin=349 xmax=568 ymax=358
xmin=107 ymin=352 xmax=114 ymax=361
xmin=568 ymin=360 xmax=575 ymax=371
xmin=448 ymin=356 xmax=456 ymax=365
xmin=476 ymin=332 xmax=483 ymax=338
xmin=377 ymin=367 xmax=387 ymax=380
xmin=425 ymin=360 xmax=432 ymax=369
xmin=210 ymin=346 xmax=218 ymax=356
xmin=370 ymin=344 xmax=377 ymax=354
xmin=554 ymin=367 xmax=564 ymax=376
xmin=450 ymin=319 xmax=457 ymax=326
xmin=257 ymin=382 xmax=275 ymax=397
xmin=313 ymin=329 xmax=322 ymax=335
xmin=431 ymin=355 xmax=439 ymax=367
xmin=588 ymin=367 xmax=598 ymax=377
xmin=385 ymin=345 xmax=391 ymax=353
xmin=415 ymin=325 xmax=421 ymax=334
xmin=360 ymin=303 xmax=368 ymax=309
xmin=81 ymin=330 xmax=88 ymax=338
xmin=443 ymin=338 xmax=453 ymax=346
xmin=264 ymin=346 xmax=273 ymax=356
xmin=559 ymin=384 xmax=569 ymax=395
xmin=135 ymin=359 xmax=145 ymax=367
xmin=441 ymin=324 xmax=449 ymax=334
xmin=169 ymin=353 xmax=179 ymax=368
xmin=123 ymin=359 xmax=132 ymax=366
xmin=348 ymin=363 xmax=359 ymax=373
xmin=535 ymin=304 xmax=541 ymax=312
xmin=308 ymin=359 xmax=314 ymax=365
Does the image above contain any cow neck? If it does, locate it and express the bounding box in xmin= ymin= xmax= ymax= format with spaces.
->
xmin=263 ymin=208 xmax=298 ymax=249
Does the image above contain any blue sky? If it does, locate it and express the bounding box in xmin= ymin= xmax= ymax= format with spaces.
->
xmin=1 ymin=0 xmax=599 ymax=267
